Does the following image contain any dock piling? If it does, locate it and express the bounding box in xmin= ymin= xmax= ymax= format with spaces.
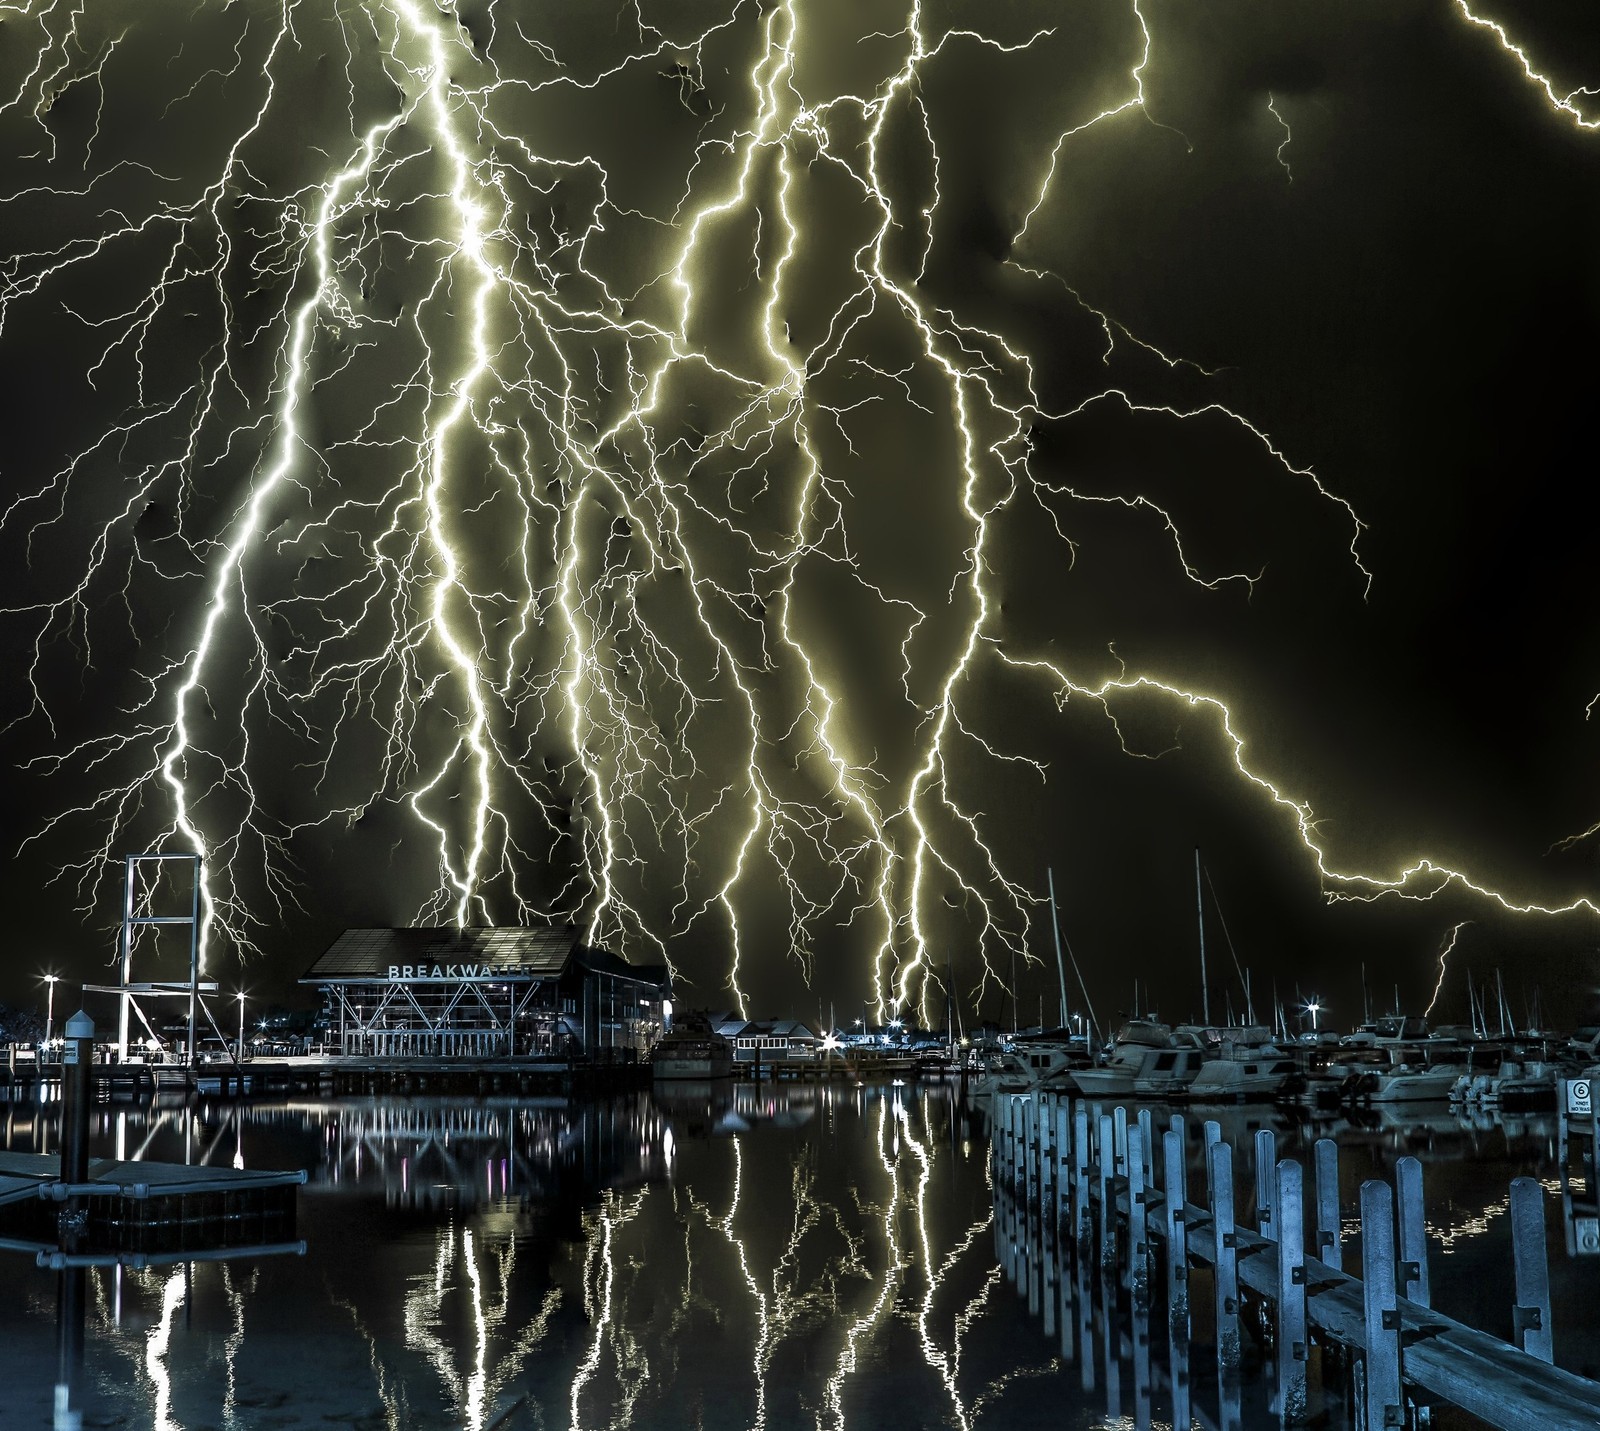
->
xmin=1396 ymin=1157 xmax=1430 ymax=1309
xmin=1510 ymin=1177 xmax=1554 ymax=1364
xmin=1256 ymin=1128 xmax=1278 ymax=1241
xmin=1359 ymin=1179 xmax=1402 ymax=1431
xmin=1209 ymin=1137 xmax=1241 ymax=1371
xmin=1314 ymin=1137 xmax=1342 ymax=1272
xmin=1276 ymin=1157 xmax=1309 ymax=1423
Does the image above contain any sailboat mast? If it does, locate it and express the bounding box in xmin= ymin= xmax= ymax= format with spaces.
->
xmin=1047 ymin=867 xmax=1070 ymax=1030
xmin=1194 ymin=847 xmax=1211 ymax=1026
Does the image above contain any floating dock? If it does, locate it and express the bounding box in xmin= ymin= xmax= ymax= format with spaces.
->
xmin=0 ymin=1150 xmax=304 ymax=1264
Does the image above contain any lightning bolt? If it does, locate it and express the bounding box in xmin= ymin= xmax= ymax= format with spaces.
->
xmin=1 ymin=0 xmax=1594 ymax=1022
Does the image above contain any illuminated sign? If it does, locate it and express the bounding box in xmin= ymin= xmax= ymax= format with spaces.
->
xmin=387 ymin=963 xmax=516 ymax=981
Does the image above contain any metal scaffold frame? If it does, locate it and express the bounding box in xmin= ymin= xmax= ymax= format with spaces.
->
xmin=88 ymin=853 xmax=221 ymax=1062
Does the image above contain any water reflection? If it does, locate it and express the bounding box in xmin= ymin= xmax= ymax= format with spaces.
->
xmin=0 ymin=1086 xmax=1587 ymax=1429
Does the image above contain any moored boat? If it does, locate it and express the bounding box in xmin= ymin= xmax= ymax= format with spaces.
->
xmin=651 ymin=1019 xmax=734 ymax=1080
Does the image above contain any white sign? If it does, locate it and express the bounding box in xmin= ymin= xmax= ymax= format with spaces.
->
xmin=1566 ymin=1078 xmax=1592 ymax=1117
xmin=386 ymin=962 xmax=514 ymax=981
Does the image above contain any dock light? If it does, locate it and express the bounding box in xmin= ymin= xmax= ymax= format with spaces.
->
xmin=1305 ymin=997 xmax=1323 ymax=1032
xmin=42 ymin=973 xmax=59 ymax=1046
xmin=236 ymin=991 xmax=247 ymax=1061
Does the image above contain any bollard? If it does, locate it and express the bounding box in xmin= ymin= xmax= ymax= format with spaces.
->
xmin=1314 ymin=1138 xmax=1342 ymax=1272
xmin=1209 ymin=1138 xmax=1241 ymax=1371
xmin=1510 ymin=1177 xmax=1554 ymax=1363
xmin=1395 ymin=1157 xmax=1430 ymax=1309
xmin=55 ymin=1009 xmax=94 ymax=1431
xmin=1276 ymin=1158 xmax=1309 ymax=1423
xmin=1360 ymin=1180 xmax=1402 ymax=1431
xmin=59 ymin=1010 xmax=93 ymax=1189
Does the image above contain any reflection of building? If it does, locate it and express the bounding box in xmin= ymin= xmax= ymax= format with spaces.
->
xmin=310 ymin=1095 xmax=667 ymax=1210
xmin=302 ymin=927 xmax=670 ymax=1058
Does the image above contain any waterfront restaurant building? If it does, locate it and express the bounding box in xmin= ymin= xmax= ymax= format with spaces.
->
xmin=301 ymin=927 xmax=671 ymax=1059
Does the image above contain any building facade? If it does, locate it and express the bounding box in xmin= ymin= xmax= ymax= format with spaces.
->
xmin=302 ymin=927 xmax=670 ymax=1059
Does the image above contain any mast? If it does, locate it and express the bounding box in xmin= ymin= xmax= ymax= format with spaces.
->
xmin=1047 ymin=867 xmax=1070 ymax=1030
xmin=1194 ymin=847 xmax=1211 ymax=1025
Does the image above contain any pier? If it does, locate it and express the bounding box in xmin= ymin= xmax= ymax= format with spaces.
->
xmin=991 ymin=1084 xmax=1600 ymax=1430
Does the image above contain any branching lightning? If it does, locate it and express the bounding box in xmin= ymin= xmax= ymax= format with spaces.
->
xmin=1 ymin=0 xmax=1594 ymax=1021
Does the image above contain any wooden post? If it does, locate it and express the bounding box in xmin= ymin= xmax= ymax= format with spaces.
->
xmin=1360 ymin=1179 xmax=1402 ymax=1431
xmin=1396 ymin=1156 xmax=1430 ymax=1309
xmin=1027 ymin=1099 xmax=1042 ymax=1315
xmin=1073 ymin=1104 xmax=1092 ymax=1261
xmin=1127 ymin=1124 xmax=1149 ymax=1308
xmin=1277 ymin=1157 xmax=1309 ymax=1423
xmin=1314 ymin=1137 xmax=1342 ymax=1272
xmin=1209 ymin=1138 xmax=1241 ymax=1371
xmin=1113 ymin=1103 xmax=1130 ymax=1180
xmin=1510 ymin=1177 xmax=1554 ymax=1364
xmin=1163 ymin=1124 xmax=1193 ymax=1431
xmin=1204 ymin=1118 xmax=1222 ymax=1204
xmin=1041 ymin=1097 xmax=1057 ymax=1337
xmin=1055 ymin=1100 xmax=1073 ymax=1253
xmin=1098 ymin=1111 xmax=1117 ymax=1277
xmin=1255 ymin=1127 xmax=1278 ymax=1241
xmin=1138 ymin=1106 xmax=1155 ymax=1184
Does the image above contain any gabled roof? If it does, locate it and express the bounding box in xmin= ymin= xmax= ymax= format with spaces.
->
xmin=301 ymin=927 xmax=673 ymax=990
xmin=302 ymin=926 xmax=580 ymax=981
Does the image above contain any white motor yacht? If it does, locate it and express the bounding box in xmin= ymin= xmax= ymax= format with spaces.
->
xmin=1182 ymin=1025 xmax=1302 ymax=1102
xmin=1064 ymin=1020 xmax=1206 ymax=1100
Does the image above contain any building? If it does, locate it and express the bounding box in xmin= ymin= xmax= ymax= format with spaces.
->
xmin=712 ymin=1014 xmax=819 ymax=1067
xmin=301 ymin=927 xmax=670 ymax=1059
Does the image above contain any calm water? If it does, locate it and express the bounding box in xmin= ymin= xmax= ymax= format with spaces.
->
xmin=0 ymin=1085 xmax=1593 ymax=1429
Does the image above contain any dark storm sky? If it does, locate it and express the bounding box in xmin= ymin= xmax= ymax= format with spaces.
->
xmin=0 ymin=0 xmax=1596 ymax=1028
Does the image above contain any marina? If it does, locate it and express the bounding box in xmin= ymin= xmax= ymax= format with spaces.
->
xmin=2 ymin=1067 xmax=1600 ymax=1428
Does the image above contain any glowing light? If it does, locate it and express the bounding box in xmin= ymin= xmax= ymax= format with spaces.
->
xmin=1 ymin=0 xmax=1593 ymax=1024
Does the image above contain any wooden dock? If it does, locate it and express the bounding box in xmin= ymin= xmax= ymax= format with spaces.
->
xmin=991 ymin=1088 xmax=1600 ymax=1430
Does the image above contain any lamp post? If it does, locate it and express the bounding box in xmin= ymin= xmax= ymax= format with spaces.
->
xmin=43 ymin=973 xmax=59 ymax=1047
xmin=236 ymin=991 xmax=247 ymax=1062
xmin=1305 ymin=998 xmax=1322 ymax=1033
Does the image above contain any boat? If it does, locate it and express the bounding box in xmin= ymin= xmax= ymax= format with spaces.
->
xmin=1181 ymin=1025 xmax=1303 ymax=1103
xmin=651 ymin=1018 xmax=734 ymax=1080
xmin=1063 ymin=1019 xmax=1206 ymax=1100
xmin=969 ymin=1032 xmax=1092 ymax=1104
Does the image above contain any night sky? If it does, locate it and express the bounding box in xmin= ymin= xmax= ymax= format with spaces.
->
xmin=1 ymin=0 xmax=1596 ymax=1031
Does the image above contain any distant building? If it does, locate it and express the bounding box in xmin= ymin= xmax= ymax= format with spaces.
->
xmin=301 ymin=927 xmax=670 ymax=1059
xmin=711 ymin=1013 xmax=819 ymax=1066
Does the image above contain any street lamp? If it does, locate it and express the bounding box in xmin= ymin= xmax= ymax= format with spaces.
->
xmin=1305 ymin=997 xmax=1323 ymax=1033
xmin=236 ymin=991 xmax=247 ymax=1061
xmin=43 ymin=973 xmax=59 ymax=1047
